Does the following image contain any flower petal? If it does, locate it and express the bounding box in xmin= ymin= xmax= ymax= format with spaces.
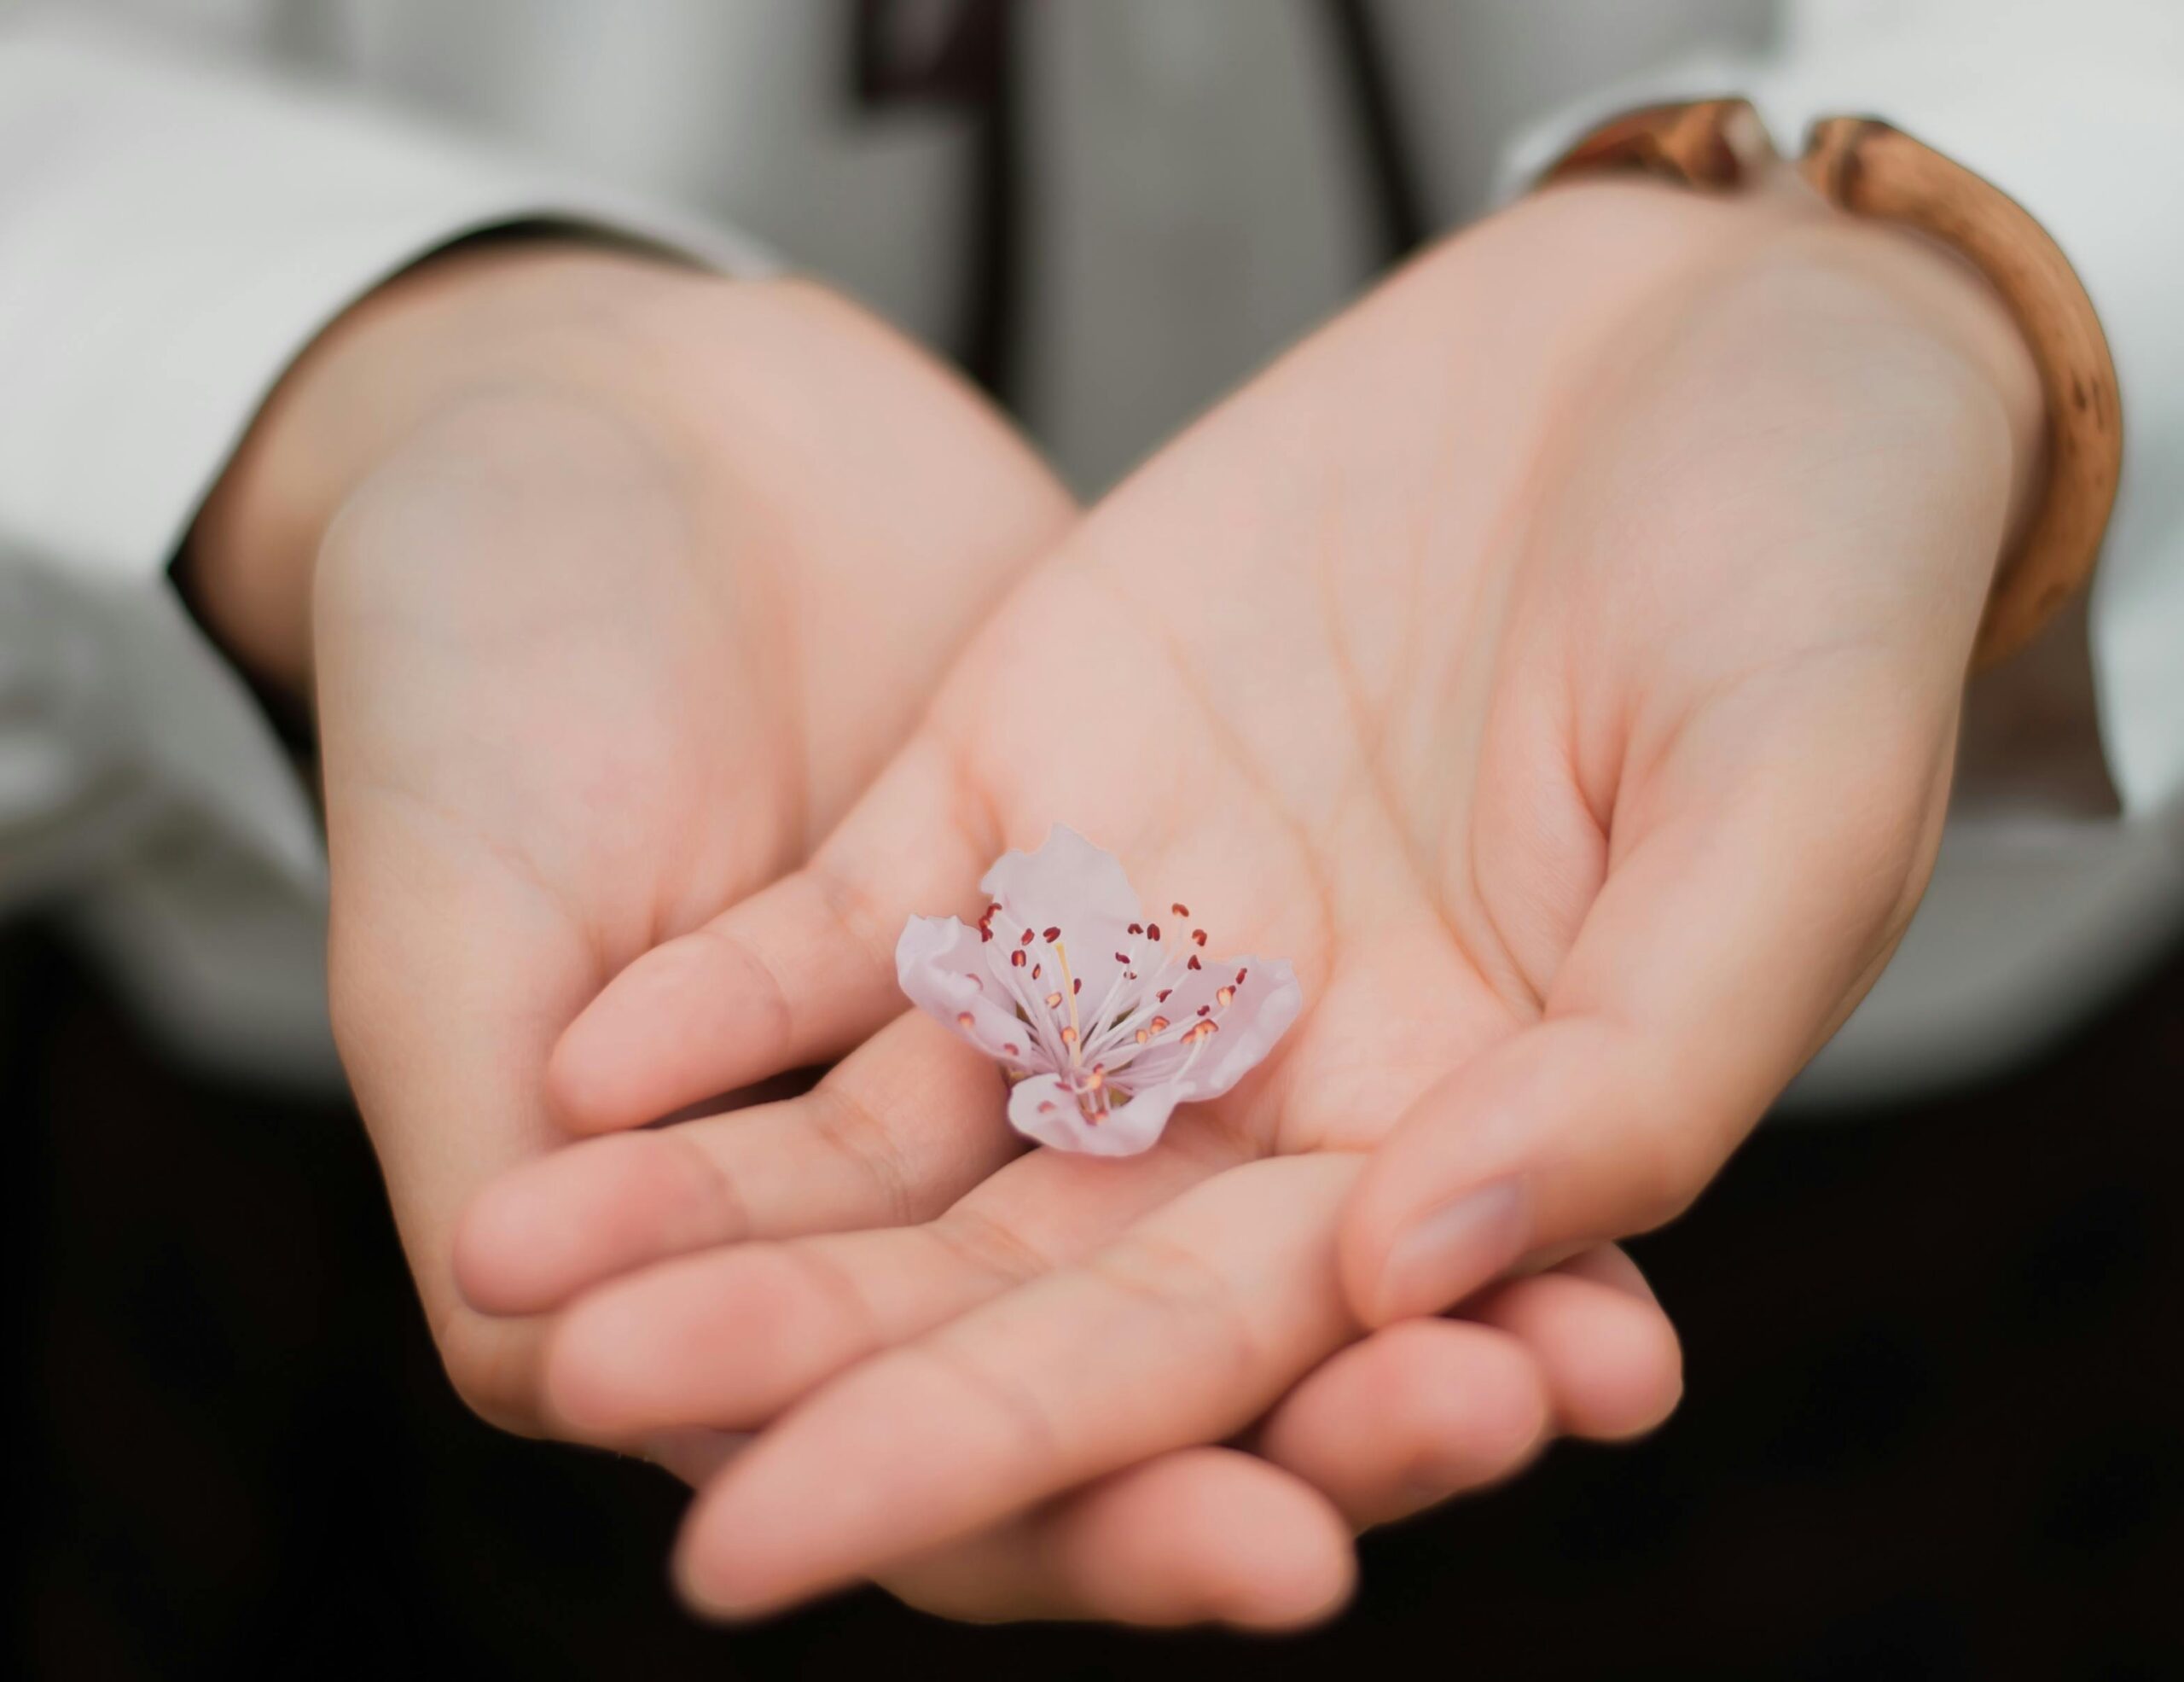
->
xmin=1120 ymin=956 xmax=1302 ymax=1101
xmin=897 ymin=915 xmax=1048 ymax=1072
xmin=1007 ymin=1073 xmax=1178 ymax=1158
xmin=980 ymin=825 xmax=1141 ymax=933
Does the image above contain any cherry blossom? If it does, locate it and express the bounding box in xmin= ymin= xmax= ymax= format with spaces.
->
xmin=895 ymin=827 xmax=1301 ymax=1155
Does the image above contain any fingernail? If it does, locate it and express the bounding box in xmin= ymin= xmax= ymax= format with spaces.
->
xmin=1374 ymin=1178 xmax=1531 ymax=1322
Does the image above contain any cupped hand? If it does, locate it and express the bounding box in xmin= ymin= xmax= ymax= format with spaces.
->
xmin=190 ymin=241 xmax=1072 ymax=1428
xmin=468 ymin=175 xmax=2039 ymax=1615
xmin=191 ymin=239 xmax=1677 ymax=1627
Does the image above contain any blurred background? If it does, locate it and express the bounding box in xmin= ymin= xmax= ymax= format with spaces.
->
xmin=9 ymin=922 xmax=2180 ymax=1678
xmin=6 ymin=3 xmax=2181 ymax=1676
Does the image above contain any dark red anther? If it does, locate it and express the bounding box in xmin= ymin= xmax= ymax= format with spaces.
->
xmin=1157 ymin=988 xmax=1171 ymax=1002
xmin=1191 ymin=929 xmax=1206 ymax=946
xmin=1010 ymin=949 xmax=1026 ymax=969
xmin=1171 ymin=903 xmax=1190 ymax=917
xmin=1197 ymin=1004 xmax=1210 ymax=1016
xmin=1128 ymin=922 xmax=1143 ymax=935
xmin=1235 ymin=968 xmax=1247 ymax=984
xmin=1043 ymin=926 xmax=1060 ymax=943
xmin=1147 ymin=922 xmax=1161 ymax=942
xmin=980 ymin=927 xmax=993 ymax=942
xmin=1188 ymin=955 xmax=1202 ymax=969
xmin=1114 ymin=952 xmax=1130 ymax=964
xmin=1072 ymin=977 xmax=1083 ymax=995
xmin=1031 ymin=963 xmax=1042 ymax=979
xmin=1020 ymin=928 xmax=1036 ymax=946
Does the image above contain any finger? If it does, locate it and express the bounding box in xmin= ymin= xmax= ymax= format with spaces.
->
xmin=455 ymin=1011 xmax=1018 ymax=1315
xmin=1342 ymin=684 xmax=1949 ymax=1324
xmin=880 ymin=1447 xmax=1354 ymax=1629
xmin=673 ymin=1154 xmax=1360 ymax=1617
xmin=1252 ymin=1245 xmax=1675 ymax=1528
xmin=1253 ymin=1319 xmax=1550 ymax=1528
xmin=540 ymin=1119 xmax=1243 ymax=1436
xmin=546 ymin=732 xmax=994 ymax=1133
xmin=1466 ymin=1248 xmax=1684 ymax=1442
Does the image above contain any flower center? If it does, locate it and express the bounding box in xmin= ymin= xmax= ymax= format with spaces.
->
xmin=977 ymin=896 xmax=1251 ymax=1125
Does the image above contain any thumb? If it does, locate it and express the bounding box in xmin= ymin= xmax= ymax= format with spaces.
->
xmin=1341 ymin=674 xmax=1955 ymax=1325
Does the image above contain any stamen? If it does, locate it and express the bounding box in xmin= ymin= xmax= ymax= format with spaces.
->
xmin=1019 ymin=928 xmax=1035 ymax=946
xmin=1147 ymin=922 xmax=1161 ymax=942
xmin=1010 ymin=949 xmax=1026 ymax=969
xmin=1171 ymin=903 xmax=1190 ymax=917
xmin=1188 ymin=955 xmax=1202 ymax=970
xmin=1045 ymin=992 xmax=1062 ymax=1009
xmin=957 ymin=1012 xmax=975 ymax=1029
xmin=1216 ymin=987 xmax=1234 ymax=1008
xmin=1043 ymin=926 xmax=1061 ymax=943
xmin=1191 ymin=929 xmax=1207 ymax=946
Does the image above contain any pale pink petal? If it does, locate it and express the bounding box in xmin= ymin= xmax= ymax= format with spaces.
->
xmin=980 ymin=827 xmax=1147 ymax=1033
xmin=1121 ymin=957 xmax=1301 ymax=1101
xmin=897 ymin=914 xmax=1047 ymax=1072
xmin=1007 ymin=1074 xmax=1180 ymax=1158
xmin=981 ymin=825 xmax=1139 ymax=933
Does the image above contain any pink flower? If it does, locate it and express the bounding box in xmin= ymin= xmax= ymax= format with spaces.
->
xmin=896 ymin=826 xmax=1302 ymax=1156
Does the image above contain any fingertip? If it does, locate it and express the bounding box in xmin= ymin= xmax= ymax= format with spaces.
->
xmin=1213 ymin=1516 xmax=1357 ymax=1633
xmin=1261 ymin=1319 xmax=1550 ymax=1528
xmin=1383 ymin=1321 xmax=1553 ymax=1495
xmin=545 ymin=957 xmax=683 ymax=1134
xmin=452 ymin=1132 xmax=728 ymax=1317
xmin=451 ymin=1165 xmax=558 ymax=1318
xmin=1060 ymin=1449 xmax=1357 ymax=1632
xmin=543 ymin=1008 xmax=625 ymax=1136
xmin=538 ymin=1272 xmax=691 ymax=1439
xmin=1478 ymin=1268 xmax=1684 ymax=1441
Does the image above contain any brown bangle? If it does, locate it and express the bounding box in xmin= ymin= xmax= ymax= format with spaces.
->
xmin=1541 ymin=98 xmax=2123 ymax=671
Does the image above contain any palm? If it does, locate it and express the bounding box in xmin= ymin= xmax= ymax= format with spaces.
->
xmin=317 ymin=278 xmax=1070 ymax=1428
xmin=468 ymin=182 xmax=2024 ymax=1612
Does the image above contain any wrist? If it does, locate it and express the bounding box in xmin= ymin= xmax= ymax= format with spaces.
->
xmin=1522 ymin=176 xmax=2044 ymax=597
xmin=183 ymin=237 xmax=705 ymax=695
xmin=1753 ymin=175 xmax=2048 ymax=559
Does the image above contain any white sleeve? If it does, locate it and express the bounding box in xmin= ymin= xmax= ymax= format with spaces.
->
xmin=1495 ymin=0 xmax=2184 ymax=823
xmin=0 ymin=16 xmax=772 ymax=911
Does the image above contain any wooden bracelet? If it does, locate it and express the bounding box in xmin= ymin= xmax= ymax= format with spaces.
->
xmin=1541 ymin=98 xmax=2122 ymax=671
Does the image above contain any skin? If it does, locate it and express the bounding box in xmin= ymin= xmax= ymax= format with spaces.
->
xmin=186 ymin=236 xmax=1682 ymax=1629
xmin=462 ymin=174 xmax=2043 ymax=1618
